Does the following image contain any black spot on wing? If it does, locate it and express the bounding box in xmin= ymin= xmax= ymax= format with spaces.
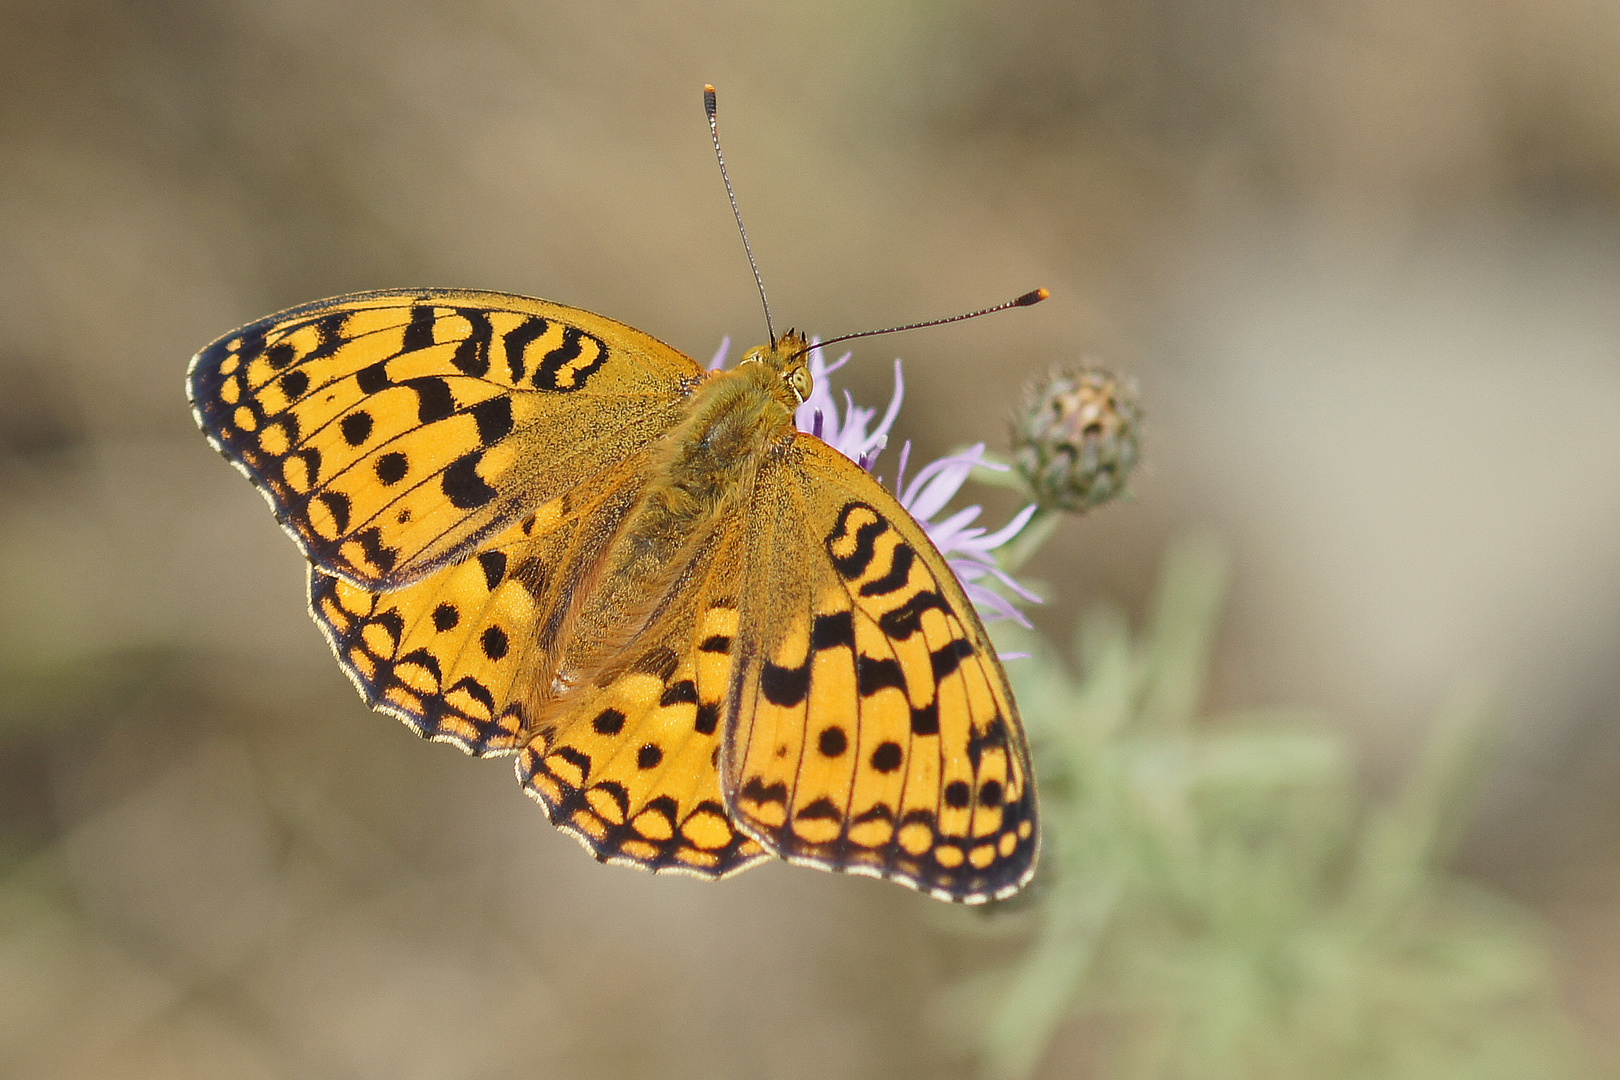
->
xmin=532 ymin=328 xmax=583 ymax=389
xmin=762 ymin=660 xmax=811 ymax=707
xmin=408 ymin=377 xmax=455 ymax=423
xmin=247 ymin=312 xmax=345 ymax=376
xmin=374 ymin=452 xmax=408 ymax=486
xmin=263 ymin=340 xmax=295 ymax=370
xmin=350 ymin=526 xmax=398 ymax=574
xmin=481 ymin=625 xmax=509 ymax=660
xmin=858 ymin=542 xmax=915 ymax=597
xmin=311 ymin=313 xmax=349 ymax=360
xmin=740 ymin=776 xmax=788 ymax=806
xmin=585 ymin=777 xmax=626 ymax=816
xmin=470 ymin=395 xmax=513 ymax=444
xmin=340 ymin=410 xmax=373 ymax=447
xmin=634 ymin=795 xmax=680 ymax=835
xmin=402 ymin=305 xmax=436 ymax=352
xmin=511 ymin=556 xmax=548 ymax=601
xmin=827 ymin=502 xmax=884 ymax=580
xmin=502 ymin=317 xmax=548 ymax=382
xmin=966 ymin=715 xmax=1009 ymax=771
xmin=449 ymin=676 xmax=496 ymax=718
xmin=356 ymin=360 xmax=391 ymax=394
xmin=795 ymin=798 xmax=842 ymax=822
xmin=290 ymin=448 xmax=320 ymax=485
xmin=534 ymin=328 xmax=609 ymax=391
xmin=853 ymin=801 xmax=895 ymax=826
xmin=811 ymin=610 xmax=855 ymax=651
xmin=930 ymin=638 xmax=976 ymax=680
xmin=870 ymin=741 xmax=904 ymax=773
xmin=477 ymin=550 xmax=507 ymax=590
xmin=273 ymin=413 xmax=302 ymax=446
xmin=855 ymin=654 xmax=904 ymax=697
xmin=878 ymin=590 xmax=950 ymax=640
xmin=442 ymin=452 xmax=498 ymax=509
xmin=660 ymin=680 xmax=699 ymax=707
xmin=450 ymin=309 xmax=493 ymax=376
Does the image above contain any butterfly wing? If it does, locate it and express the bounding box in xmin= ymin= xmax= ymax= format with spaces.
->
xmin=513 ymin=519 xmax=772 ymax=879
xmin=309 ymin=444 xmax=770 ymax=877
xmin=187 ymin=288 xmax=704 ymax=588
xmin=721 ymin=437 xmax=1038 ymax=903
xmin=307 ymin=441 xmax=664 ymax=756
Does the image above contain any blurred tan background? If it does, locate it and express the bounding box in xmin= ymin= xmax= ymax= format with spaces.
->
xmin=2 ymin=0 xmax=1618 ymax=1076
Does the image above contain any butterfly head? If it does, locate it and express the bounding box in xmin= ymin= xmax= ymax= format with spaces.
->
xmin=737 ymin=329 xmax=814 ymax=408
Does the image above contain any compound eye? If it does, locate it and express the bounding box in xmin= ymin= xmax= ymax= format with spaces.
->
xmin=786 ymin=366 xmax=813 ymax=404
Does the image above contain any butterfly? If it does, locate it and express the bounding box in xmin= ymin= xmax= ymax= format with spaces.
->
xmin=187 ymin=287 xmax=1038 ymax=902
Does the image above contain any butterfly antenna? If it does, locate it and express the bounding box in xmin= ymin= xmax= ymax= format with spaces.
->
xmin=792 ymin=289 xmax=1050 ymax=361
xmin=705 ymin=85 xmax=777 ymax=345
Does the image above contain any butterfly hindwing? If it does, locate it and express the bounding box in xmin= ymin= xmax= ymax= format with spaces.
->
xmin=515 ymin=523 xmax=770 ymax=878
xmin=722 ymin=437 xmax=1038 ymax=903
xmin=187 ymin=288 xmax=704 ymax=588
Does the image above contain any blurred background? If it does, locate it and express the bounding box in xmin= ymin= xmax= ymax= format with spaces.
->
xmin=2 ymin=0 xmax=1618 ymax=1076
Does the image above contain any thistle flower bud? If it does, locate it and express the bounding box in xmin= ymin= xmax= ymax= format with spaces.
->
xmin=1011 ymin=366 xmax=1140 ymax=512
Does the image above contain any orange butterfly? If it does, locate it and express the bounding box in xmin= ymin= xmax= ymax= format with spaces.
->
xmin=187 ymin=95 xmax=1039 ymax=903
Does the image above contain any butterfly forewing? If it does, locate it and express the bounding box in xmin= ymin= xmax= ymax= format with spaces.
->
xmin=187 ymin=288 xmax=703 ymax=588
xmin=723 ymin=438 xmax=1038 ymax=903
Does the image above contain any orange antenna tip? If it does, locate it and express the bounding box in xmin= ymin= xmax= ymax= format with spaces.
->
xmin=1018 ymin=288 xmax=1050 ymax=305
xmin=704 ymin=85 xmax=717 ymax=117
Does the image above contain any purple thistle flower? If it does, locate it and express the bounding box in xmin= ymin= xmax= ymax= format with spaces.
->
xmin=892 ymin=444 xmax=1041 ymax=627
xmin=793 ymin=344 xmax=904 ymax=471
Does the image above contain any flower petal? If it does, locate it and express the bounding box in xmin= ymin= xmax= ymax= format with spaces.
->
xmin=976 ymin=502 xmax=1039 ymax=551
xmin=905 ymin=446 xmax=985 ymax=522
